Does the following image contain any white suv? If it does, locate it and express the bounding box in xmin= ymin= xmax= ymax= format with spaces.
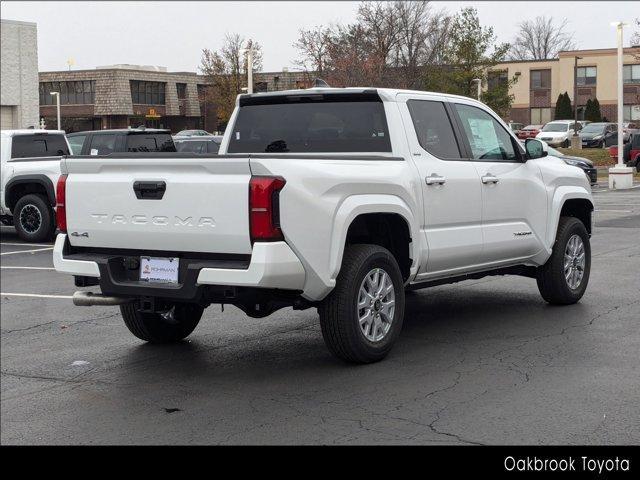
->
xmin=536 ymin=120 xmax=582 ymax=147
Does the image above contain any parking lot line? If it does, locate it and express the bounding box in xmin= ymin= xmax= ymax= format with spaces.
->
xmin=0 ymin=247 xmax=54 ymax=256
xmin=1 ymin=292 xmax=73 ymax=299
xmin=0 ymin=266 xmax=56 ymax=270
xmin=0 ymin=242 xmax=54 ymax=247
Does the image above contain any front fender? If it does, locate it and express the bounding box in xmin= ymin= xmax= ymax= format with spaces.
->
xmin=546 ymin=186 xmax=594 ymax=248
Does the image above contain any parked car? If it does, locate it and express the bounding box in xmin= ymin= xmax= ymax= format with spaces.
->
xmin=0 ymin=129 xmax=70 ymax=242
xmin=546 ymin=146 xmax=598 ymax=185
xmin=517 ymin=124 xmax=543 ymax=140
xmin=609 ymin=132 xmax=640 ymax=171
xmin=174 ymin=136 xmax=222 ymax=154
xmin=508 ymin=122 xmax=525 ymax=137
xmin=174 ymin=129 xmax=212 ymax=137
xmin=536 ymin=120 xmax=581 ymax=147
xmin=66 ymin=128 xmax=176 ymax=155
xmin=579 ymin=122 xmax=618 ymax=148
xmin=622 ymin=122 xmax=639 ymax=143
xmin=54 ymin=87 xmax=594 ymax=363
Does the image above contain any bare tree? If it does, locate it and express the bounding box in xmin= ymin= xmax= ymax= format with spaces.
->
xmin=293 ymin=26 xmax=331 ymax=74
xmin=391 ymin=1 xmax=451 ymax=88
xmin=510 ymin=15 xmax=576 ymax=60
xmin=632 ymin=18 xmax=640 ymax=47
xmin=324 ymin=23 xmax=382 ymax=87
xmin=356 ymin=1 xmax=400 ymax=66
xmin=199 ymin=33 xmax=263 ymax=127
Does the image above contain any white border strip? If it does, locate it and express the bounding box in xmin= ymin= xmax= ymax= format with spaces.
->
xmin=0 ymin=242 xmax=54 ymax=247
xmin=0 ymin=247 xmax=54 ymax=256
xmin=1 ymin=292 xmax=73 ymax=299
xmin=1 ymin=266 xmax=55 ymax=270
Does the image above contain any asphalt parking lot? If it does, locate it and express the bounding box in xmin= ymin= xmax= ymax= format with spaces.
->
xmin=1 ymin=184 xmax=639 ymax=445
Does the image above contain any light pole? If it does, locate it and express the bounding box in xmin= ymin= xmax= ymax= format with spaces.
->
xmin=608 ymin=21 xmax=633 ymax=189
xmin=472 ymin=78 xmax=482 ymax=101
xmin=240 ymin=46 xmax=254 ymax=94
xmin=571 ymin=56 xmax=583 ymax=149
xmin=50 ymin=91 xmax=61 ymax=130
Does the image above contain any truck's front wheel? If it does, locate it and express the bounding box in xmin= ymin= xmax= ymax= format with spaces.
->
xmin=319 ymin=244 xmax=405 ymax=363
xmin=536 ymin=216 xmax=591 ymax=305
xmin=120 ymin=302 xmax=204 ymax=343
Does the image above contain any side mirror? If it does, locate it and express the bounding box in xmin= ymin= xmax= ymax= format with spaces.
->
xmin=525 ymin=138 xmax=548 ymax=159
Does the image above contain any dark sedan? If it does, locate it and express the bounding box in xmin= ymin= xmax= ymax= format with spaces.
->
xmin=579 ymin=122 xmax=617 ymax=148
xmin=548 ymin=146 xmax=598 ymax=185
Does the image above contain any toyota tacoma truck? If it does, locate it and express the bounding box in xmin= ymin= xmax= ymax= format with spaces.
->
xmin=1 ymin=129 xmax=71 ymax=242
xmin=53 ymin=87 xmax=594 ymax=363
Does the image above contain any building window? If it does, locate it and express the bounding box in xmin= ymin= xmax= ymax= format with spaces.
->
xmin=176 ymin=83 xmax=187 ymax=99
xmin=623 ymin=65 xmax=640 ymax=84
xmin=531 ymin=107 xmax=551 ymax=125
xmin=624 ymin=105 xmax=640 ymax=121
xmin=576 ymin=66 xmax=597 ymax=86
xmin=130 ymin=80 xmax=165 ymax=105
xmin=39 ymin=81 xmax=95 ymax=105
xmin=488 ymin=71 xmax=508 ymax=91
xmin=530 ymin=69 xmax=551 ymax=89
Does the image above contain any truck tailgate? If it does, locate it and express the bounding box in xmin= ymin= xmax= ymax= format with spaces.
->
xmin=63 ymin=156 xmax=252 ymax=254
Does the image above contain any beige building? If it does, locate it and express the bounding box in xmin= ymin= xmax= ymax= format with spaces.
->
xmin=1 ymin=19 xmax=40 ymax=129
xmin=492 ymin=47 xmax=640 ymax=125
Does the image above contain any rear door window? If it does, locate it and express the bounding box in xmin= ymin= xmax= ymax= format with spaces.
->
xmin=10 ymin=134 xmax=70 ymax=158
xmin=126 ymin=134 xmax=176 ymax=152
xmin=176 ymin=141 xmax=207 ymax=153
xmin=89 ymin=134 xmax=117 ymax=155
xmin=407 ymin=100 xmax=462 ymax=159
xmin=228 ymin=93 xmax=391 ymax=153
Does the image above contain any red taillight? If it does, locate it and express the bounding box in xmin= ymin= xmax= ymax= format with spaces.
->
xmin=249 ymin=176 xmax=286 ymax=243
xmin=55 ymin=174 xmax=67 ymax=233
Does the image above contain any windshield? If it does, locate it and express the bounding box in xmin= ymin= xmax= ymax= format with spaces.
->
xmin=228 ymin=93 xmax=391 ymax=153
xmin=581 ymin=124 xmax=606 ymax=133
xmin=542 ymin=123 xmax=569 ymax=132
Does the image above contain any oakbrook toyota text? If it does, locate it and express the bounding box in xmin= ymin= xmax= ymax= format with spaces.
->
xmin=504 ymin=456 xmax=631 ymax=474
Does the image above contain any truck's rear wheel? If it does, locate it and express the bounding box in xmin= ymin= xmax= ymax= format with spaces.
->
xmin=120 ymin=302 xmax=204 ymax=343
xmin=319 ymin=244 xmax=405 ymax=363
xmin=536 ymin=216 xmax=591 ymax=305
xmin=13 ymin=194 xmax=56 ymax=243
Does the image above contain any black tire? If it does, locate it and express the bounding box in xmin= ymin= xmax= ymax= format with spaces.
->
xmin=13 ymin=194 xmax=56 ymax=243
xmin=318 ymin=244 xmax=405 ymax=363
xmin=536 ymin=216 xmax=591 ymax=305
xmin=120 ymin=302 xmax=204 ymax=343
xmin=562 ymin=139 xmax=570 ymax=148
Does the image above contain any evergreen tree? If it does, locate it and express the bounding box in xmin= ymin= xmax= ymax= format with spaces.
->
xmin=583 ymin=99 xmax=593 ymax=122
xmin=587 ymin=98 xmax=602 ymax=122
xmin=554 ymin=92 xmax=572 ymax=119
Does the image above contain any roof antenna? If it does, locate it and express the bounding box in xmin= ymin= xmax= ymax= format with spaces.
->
xmin=313 ymin=78 xmax=330 ymax=88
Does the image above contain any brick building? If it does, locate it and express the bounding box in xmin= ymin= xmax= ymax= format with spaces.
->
xmin=490 ymin=47 xmax=640 ymax=125
xmin=38 ymin=65 xmax=314 ymax=133
xmin=1 ymin=19 xmax=39 ymax=129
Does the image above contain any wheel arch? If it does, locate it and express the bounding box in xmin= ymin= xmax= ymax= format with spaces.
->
xmin=329 ymin=195 xmax=419 ymax=286
xmin=547 ymin=187 xmax=594 ymax=248
xmin=5 ymin=174 xmax=56 ymax=212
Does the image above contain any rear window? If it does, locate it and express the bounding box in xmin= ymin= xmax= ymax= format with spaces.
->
xmin=175 ymin=140 xmax=219 ymax=154
xmin=10 ymin=134 xmax=70 ymax=159
xmin=126 ymin=134 xmax=176 ymax=152
xmin=227 ymin=93 xmax=391 ymax=153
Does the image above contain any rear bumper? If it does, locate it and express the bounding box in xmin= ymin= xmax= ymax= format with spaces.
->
xmin=53 ymin=234 xmax=306 ymax=299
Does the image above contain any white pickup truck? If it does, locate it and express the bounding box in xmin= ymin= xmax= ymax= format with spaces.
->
xmin=1 ymin=130 xmax=70 ymax=242
xmin=54 ymin=87 xmax=594 ymax=363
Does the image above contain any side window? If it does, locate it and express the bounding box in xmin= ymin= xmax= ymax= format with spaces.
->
xmin=454 ymin=104 xmax=518 ymax=162
xmin=10 ymin=134 xmax=69 ymax=158
xmin=89 ymin=134 xmax=116 ymax=155
xmin=406 ymin=100 xmax=462 ymax=159
xmin=67 ymin=135 xmax=86 ymax=155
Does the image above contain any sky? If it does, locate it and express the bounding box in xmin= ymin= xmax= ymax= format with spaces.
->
xmin=1 ymin=1 xmax=638 ymax=73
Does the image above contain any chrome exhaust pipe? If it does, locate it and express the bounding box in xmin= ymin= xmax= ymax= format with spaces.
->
xmin=73 ymin=291 xmax=132 ymax=307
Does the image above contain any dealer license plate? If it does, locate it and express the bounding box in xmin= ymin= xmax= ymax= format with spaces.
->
xmin=139 ymin=257 xmax=179 ymax=284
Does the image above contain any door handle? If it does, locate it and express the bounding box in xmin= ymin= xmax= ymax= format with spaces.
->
xmin=426 ymin=174 xmax=446 ymax=185
xmin=481 ymin=174 xmax=499 ymax=184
